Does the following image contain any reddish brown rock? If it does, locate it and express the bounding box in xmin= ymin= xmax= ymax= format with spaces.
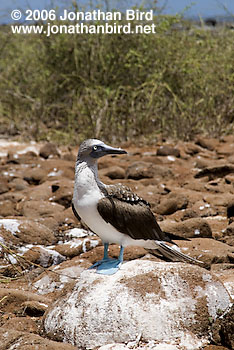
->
xmin=2 ymin=317 xmax=38 ymax=334
xmin=23 ymin=167 xmax=47 ymax=185
xmin=21 ymin=300 xmax=48 ymax=316
xmin=54 ymin=237 xmax=100 ymax=258
xmin=0 ymin=288 xmax=50 ymax=314
xmin=39 ymin=142 xmax=60 ymax=159
xmin=20 ymin=200 xmax=64 ymax=218
xmin=49 ymin=179 xmax=74 ymax=208
xmin=0 ymin=178 xmax=9 ymax=194
xmin=0 ymin=218 xmax=55 ymax=245
xmin=100 ymin=166 xmax=125 ymax=179
xmin=195 ymin=137 xmax=219 ymax=151
xmin=160 ymin=217 xmax=212 ymax=239
xmin=184 ymin=143 xmax=201 ymax=156
xmin=211 ymin=304 xmax=234 ymax=350
xmin=126 ymin=161 xmax=172 ymax=180
xmin=156 ymin=145 xmax=180 ymax=157
xmin=195 ymin=165 xmax=234 ymax=180
xmin=156 ymin=193 xmax=188 ymax=215
xmin=9 ymin=178 xmax=29 ymax=191
xmin=176 ymin=238 xmax=234 ymax=265
xmin=26 ymin=181 xmax=54 ymax=201
xmin=227 ymin=199 xmax=234 ymax=218
xmin=0 ymin=328 xmax=77 ymax=350
xmin=222 ymin=222 xmax=234 ymax=246
xmin=0 ymin=200 xmax=16 ymax=217
xmin=225 ymin=174 xmax=234 ymax=185
xmin=22 ymin=246 xmax=66 ymax=267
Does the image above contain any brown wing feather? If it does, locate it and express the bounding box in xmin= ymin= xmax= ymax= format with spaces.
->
xmin=98 ymin=185 xmax=166 ymax=241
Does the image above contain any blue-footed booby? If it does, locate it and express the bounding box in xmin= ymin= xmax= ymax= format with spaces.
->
xmin=72 ymin=139 xmax=202 ymax=275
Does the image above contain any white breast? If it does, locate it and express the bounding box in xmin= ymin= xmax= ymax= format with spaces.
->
xmin=73 ymin=164 xmax=125 ymax=245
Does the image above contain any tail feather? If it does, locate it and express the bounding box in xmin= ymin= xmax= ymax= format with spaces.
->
xmin=154 ymin=241 xmax=204 ymax=265
xmin=163 ymin=231 xmax=191 ymax=244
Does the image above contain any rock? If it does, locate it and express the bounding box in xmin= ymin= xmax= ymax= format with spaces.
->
xmin=227 ymin=154 xmax=234 ymax=164
xmin=175 ymin=238 xmax=234 ymax=265
xmin=217 ymin=142 xmax=234 ymax=157
xmin=40 ymin=159 xmax=74 ymax=181
xmin=227 ymin=199 xmax=234 ymax=218
xmin=0 ymin=288 xmax=50 ymax=314
xmin=126 ymin=161 xmax=155 ymax=179
xmin=62 ymin=152 xmax=76 ymax=162
xmin=222 ymin=222 xmax=234 ymax=246
xmin=49 ymin=179 xmax=74 ymax=208
xmin=20 ymin=200 xmax=65 ymax=218
xmin=9 ymin=178 xmax=28 ymax=191
xmin=211 ymin=265 xmax=234 ymax=300
xmin=22 ymin=300 xmax=48 ymax=316
xmin=192 ymin=201 xmax=218 ymax=218
xmin=0 ymin=179 xmax=9 ymax=194
xmin=7 ymin=151 xmax=20 ymax=164
xmin=0 ymin=200 xmax=16 ymax=217
xmin=195 ymin=137 xmax=218 ymax=151
xmin=2 ymin=317 xmax=38 ymax=334
xmin=98 ymin=344 xmax=128 ymax=350
xmin=39 ymin=142 xmax=60 ymax=159
xmin=0 ymin=328 xmax=76 ymax=350
xmin=195 ymin=165 xmax=234 ymax=180
xmin=26 ymin=181 xmax=54 ymax=201
xmin=22 ymin=246 xmax=66 ymax=268
xmin=194 ymin=157 xmax=215 ymax=170
xmin=54 ymin=237 xmax=100 ymax=258
xmin=160 ymin=217 xmax=212 ymax=239
xmin=184 ymin=143 xmax=201 ymax=156
xmin=156 ymin=193 xmax=188 ymax=215
xmin=100 ymin=166 xmax=125 ymax=179
xmin=224 ymin=222 xmax=234 ymax=236
xmin=126 ymin=162 xmax=172 ymax=180
xmin=33 ymin=257 xmax=90 ymax=295
xmin=211 ymin=304 xmax=234 ymax=350
xmin=23 ymin=167 xmax=47 ymax=185
xmin=204 ymin=193 xmax=234 ymax=208
xmin=0 ymin=218 xmax=55 ymax=245
xmin=203 ymin=346 xmax=229 ymax=350
xmin=156 ymin=145 xmax=180 ymax=157
xmin=44 ymin=260 xmax=231 ymax=349
xmin=225 ymin=174 xmax=234 ymax=185
xmin=181 ymin=209 xmax=199 ymax=220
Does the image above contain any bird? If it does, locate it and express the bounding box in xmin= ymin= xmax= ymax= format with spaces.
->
xmin=72 ymin=139 xmax=202 ymax=275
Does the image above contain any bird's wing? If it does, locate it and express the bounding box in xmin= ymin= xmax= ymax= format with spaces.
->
xmin=97 ymin=185 xmax=166 ymax=241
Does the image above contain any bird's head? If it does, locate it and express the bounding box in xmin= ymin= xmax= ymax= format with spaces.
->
xmin=77 ymin=139 xmax=127 ymax=162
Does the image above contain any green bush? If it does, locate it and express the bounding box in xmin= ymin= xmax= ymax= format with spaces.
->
xmin=0 ymin=8 xmax=233 ymax=144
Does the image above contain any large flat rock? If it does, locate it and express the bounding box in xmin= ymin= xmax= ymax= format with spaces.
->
xmin=44 ymin=260 xmax=231 ymax=349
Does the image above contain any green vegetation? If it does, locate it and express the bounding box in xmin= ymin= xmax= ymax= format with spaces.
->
xmin=0 ymin=9 xmax=233 ymax=144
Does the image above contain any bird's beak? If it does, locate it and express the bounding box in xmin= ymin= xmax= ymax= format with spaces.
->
xmin=102 ymin=144 xmax=127 ymax=156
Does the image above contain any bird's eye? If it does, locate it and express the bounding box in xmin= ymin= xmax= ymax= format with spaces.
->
xmin=93 ymin=145 xmax=98 ymax=151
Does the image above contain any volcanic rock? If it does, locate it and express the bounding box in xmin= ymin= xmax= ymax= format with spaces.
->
xmin=159 ymin=217 xmax=212 ymax=239
xmin=39 ymin=142 xmax=60 ymax=159
xmin=156 ymin=193 xmax=188 ymax=215
xmin=44 ymin=260 xmax=231 ymax=349
xmin=156 ymin=145 xmax=180 ymax=157
xmin=0 ymin=328 xmax=76 ymax=350
xmin=126 ymin=161 xmax=172 ymax=180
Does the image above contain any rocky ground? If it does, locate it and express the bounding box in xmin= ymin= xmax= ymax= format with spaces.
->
xmin=0 ymin=136 xmax=234 ymax=350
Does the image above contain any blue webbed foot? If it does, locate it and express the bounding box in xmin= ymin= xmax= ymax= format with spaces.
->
xmin=97 ymin=258 xmax=122 ymax=275
xmin=88 ymin=244 xmax=124 ymax=275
